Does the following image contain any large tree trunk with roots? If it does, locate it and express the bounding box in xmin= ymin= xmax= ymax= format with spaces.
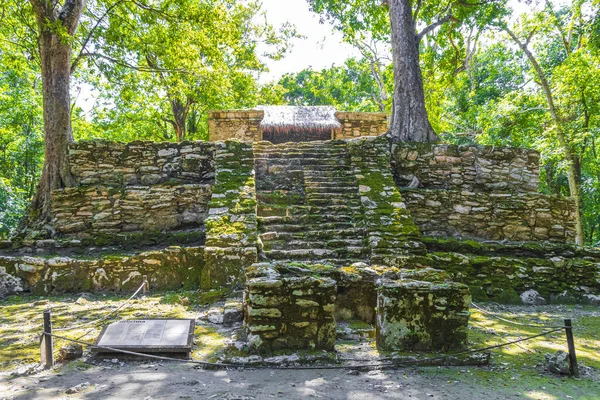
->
xmin=387 ymin=0 xmax=438 ymax=142
xmin=19 ymin=0 xmax=85 ymax=237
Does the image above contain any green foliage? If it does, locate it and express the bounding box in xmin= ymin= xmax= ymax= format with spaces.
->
xmin=0 ymin=8 xmax=44 ymax=237
xmin=77 ymin=0 xmax=298 ymax=142
xmin=0 ymin=179 xmax=26 ymax=238
xmin=261 ymin=57 xmax=392 ymax=112
xmin=433 ymin=1 xmax=600 ymax=244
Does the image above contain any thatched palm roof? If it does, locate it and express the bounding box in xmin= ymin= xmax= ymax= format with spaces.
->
xmin=257 ymin=105 xmax=341 ymax=136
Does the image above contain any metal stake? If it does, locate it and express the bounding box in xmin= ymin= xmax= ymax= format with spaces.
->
xmin=143 ymin=275 xmax=149 ymax=294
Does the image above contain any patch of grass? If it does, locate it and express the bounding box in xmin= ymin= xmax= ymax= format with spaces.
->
xmin=0 ymin=295 xmax=598 ymax=400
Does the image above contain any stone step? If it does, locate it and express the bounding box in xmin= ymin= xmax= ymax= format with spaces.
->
xmin=263 ymin=239 xmax=366 ymax=251
xmin=303 ymin=177 xmax=357 ymax=184
xmin=253 ymin=149 xmax=348 ymax=156
xmin=305 ymin=186 xmax=358 ymax=194
xmin=307 ymin=198 xmax=363 ymax=206
xmin=265 ymin=247 xmax=366 ymax=261
xmin=260 ymin=228 xmax=365 ymax=242
xmin=257 ymin=204 xmax=364 ymax=217
xmin=259 ymin=214 xmax=357 ymax=226
xmin=304 ymin=181 xmax=357 ymax=188
xmin=303 ymin=172 xmax=357 ymax=179
xmin=255 ymin=155 xmax=350 ymax=163
xmin=260 ymin=221 xmax=358 ymax=232
xmin=304 ymin=192 xmax=358 ymax=199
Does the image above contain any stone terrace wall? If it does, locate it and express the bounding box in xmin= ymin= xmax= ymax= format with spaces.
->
xmin=50 ymin=140 xmax=217 ymax=238
xmin=391 ymin=141 xmax=576 ymax=243
xmin=69 ymin=140 xmax=216 ymax=186
xmin=208 ymin=110 xmax=264 ymax=142
xmin=391 ymin=143 xmax=540 ymax=193
xmin=52 ymin=185 xmax=212 ymax=236
xmin=0 ymin=246 xmax=203 ymax=295
xmin=335 ymin=112 xmax=388 ymax=139
xmin=423 ymin=237 xmax=600 ymax=301
xmin=402 ymin=189 xmax=576 ymax=242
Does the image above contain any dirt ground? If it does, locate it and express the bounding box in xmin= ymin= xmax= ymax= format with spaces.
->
xmin=1 ymin=292 xmax=599 ymax=399
xmin=0 ymin=361 xmax=562 ymax=400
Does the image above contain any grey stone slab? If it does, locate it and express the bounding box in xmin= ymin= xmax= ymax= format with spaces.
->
xmin=94 ymin=319 xmax=194 ymax=354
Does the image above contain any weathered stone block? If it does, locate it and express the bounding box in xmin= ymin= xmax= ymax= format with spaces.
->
xmin=376 ymin=279 xmax=471 ymax=352
xmin=244 ymin=262 xmax=337 ymax=354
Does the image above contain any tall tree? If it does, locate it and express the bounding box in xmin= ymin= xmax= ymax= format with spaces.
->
xmin=308 ymin=0 xmax=506 ymax=142
xmin=22 ymin=0 xmax=85 ymax=234
xmin=386 ymin=0 xmax=439 ymax=141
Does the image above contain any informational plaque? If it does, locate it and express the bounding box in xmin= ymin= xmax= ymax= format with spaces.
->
xmin=93 ymin=319 xmax=194 ymax=356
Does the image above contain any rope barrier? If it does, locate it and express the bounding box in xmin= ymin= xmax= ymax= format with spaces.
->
xmin=45 ymin=327 xmax=564 ymax=371
xmin=471 ymin=302 xmax=564 ymax=329
xmin=39 ymin=284 xmax=574 ymax=374
xmin=53 ymin=282 xmax=146 ymax=332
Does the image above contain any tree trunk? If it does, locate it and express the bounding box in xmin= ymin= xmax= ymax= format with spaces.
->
xmin=387 ymin=0 xmax=438 ymax=142
xmin=169 ymin=98 xmax=189 ymax=142
xmin=20 ymin=0 xmax=84 ymax=236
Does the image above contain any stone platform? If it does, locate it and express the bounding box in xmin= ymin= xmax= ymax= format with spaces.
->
xmin=244 ymin=262 xmax=471 ymax=353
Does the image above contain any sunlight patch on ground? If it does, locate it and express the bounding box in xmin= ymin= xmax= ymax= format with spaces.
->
xmin=525 ymin=390 xmax=558 ymax=400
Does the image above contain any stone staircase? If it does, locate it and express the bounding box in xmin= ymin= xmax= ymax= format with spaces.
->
xmin=254 ymin=140 xmax=368 ymax=265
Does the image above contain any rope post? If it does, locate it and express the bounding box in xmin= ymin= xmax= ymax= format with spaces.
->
xmin=564 ymin=319 xmax=579 ymax=377
xmin=41 ymin=309 xmax=54 ymax=369
xmin=142 ymin=275 xmax=149 ymax=294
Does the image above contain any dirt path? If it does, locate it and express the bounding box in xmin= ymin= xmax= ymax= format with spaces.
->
xmin=1 ymin=362 xmax=515 ymax=400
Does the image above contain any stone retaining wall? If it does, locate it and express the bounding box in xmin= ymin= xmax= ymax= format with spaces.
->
xmin=376 ymin=278 xmax=471 ymax=351
xmin=422 ymin=237 xmax=600 ymax=301
xmin=428 ymin=251 xmax=600 ymax=302
xmin=52 ymin=184 xmax=212 ymax=237
xmin=334 ymin=112 xmax=388 ymax=139
xmin=346 ymin=136 xmax=426 ymax=266
xmin=208 ymin=110 xmax=264 ymax=142
xmin=391 ymin=142 xmax=540 ymax=193
xmin=48 ymin=140 xmax=218 ymax=240
xmin=69 ymin=140 xmax=216 ymax=186
xmin=0 ymin=246 xmax=204 ymax=296
xmin=401 ymin=189 xmax=576 ymax=242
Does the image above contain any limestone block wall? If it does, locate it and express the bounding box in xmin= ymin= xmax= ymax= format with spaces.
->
xmin=0 ymin=246 xmax=204 ymax=295
xmin=244 ymin=262 xmax=337 ymax=353
xmin=50 ymin=140 xmax=217 ymax=239
xmin=69 ymin=140 xmax=216 ymax=186
xmin=52 ymin=185 xmax=212 ymax=237
xmin=423 ymin=237 xmax=600 ymax=300
xmin=346 ymin=136 xmax=426 ymax=266
xmin=391 ymin=141 xmax=576 ymax=243
xmin=376 ymin=278 xmax=471 ymax=351
xmin=401 ymin=189 xmax=576 ymax=242
xmin=392 ymin=143 xmax=539 ymax=193
xmin=335 ymin=112 xmax=388 ymax=139
xmin=208 ymin=110 xmax=264 ymax=142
